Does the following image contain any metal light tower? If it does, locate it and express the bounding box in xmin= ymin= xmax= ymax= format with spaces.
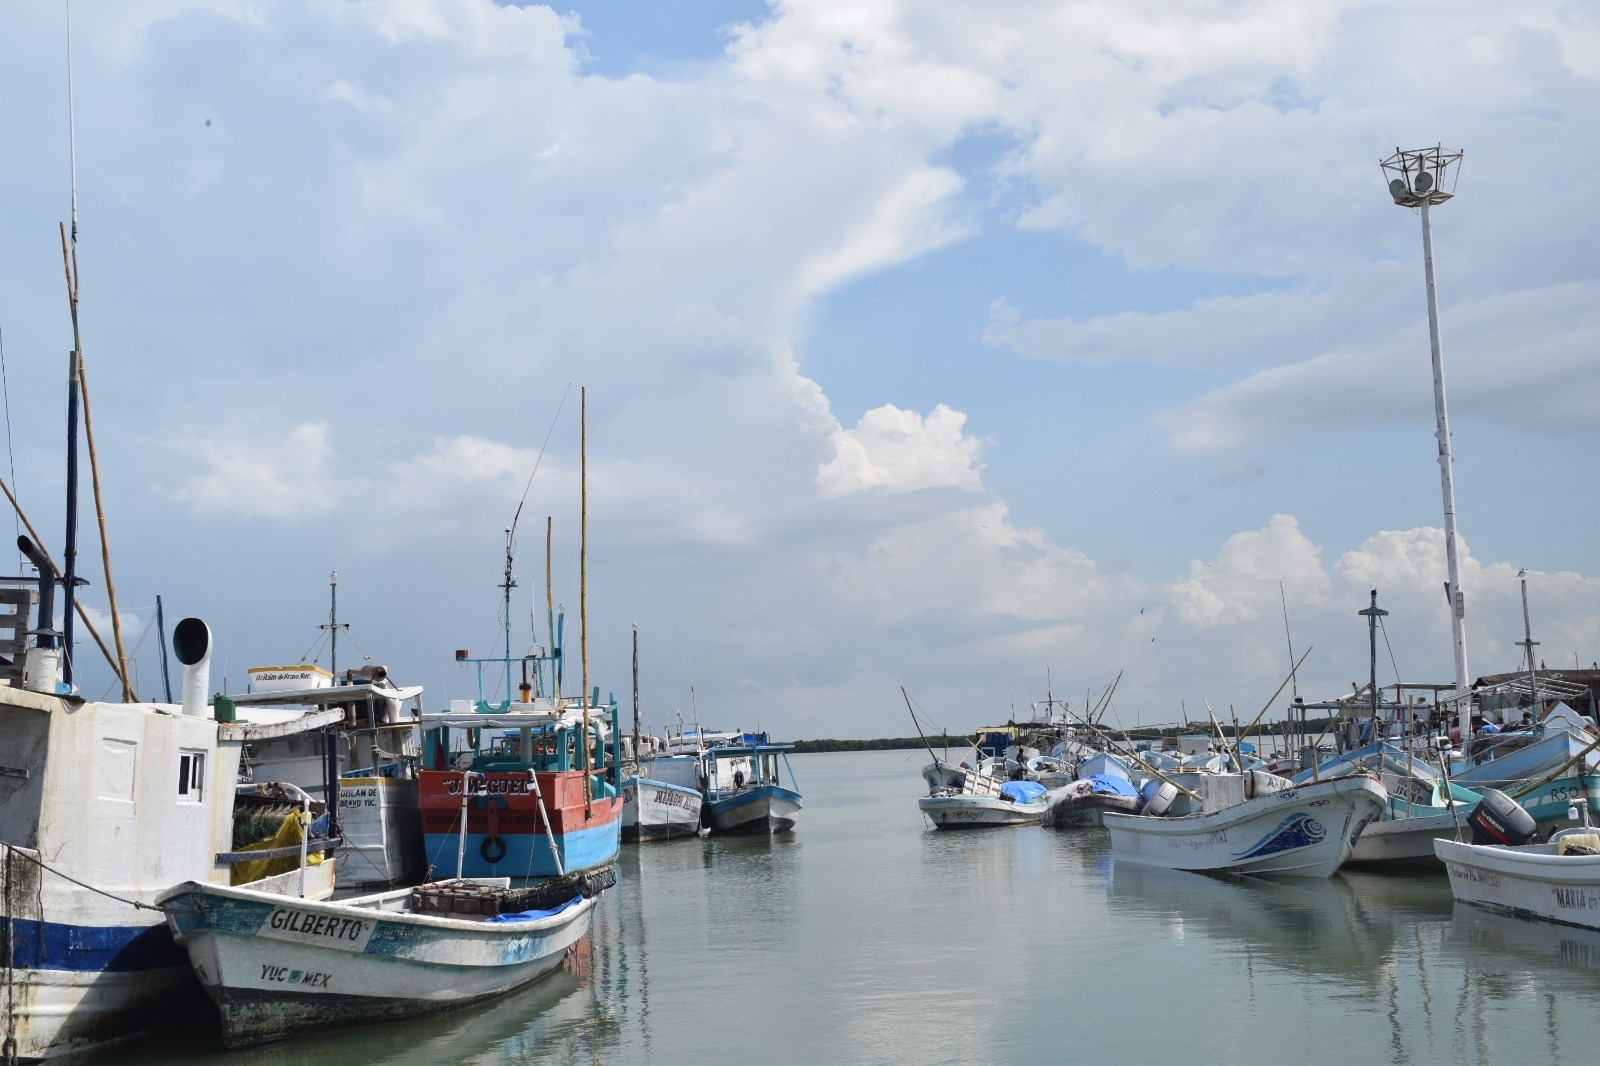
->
xmin=1381 ymin=145 xmax=1469 ymax=696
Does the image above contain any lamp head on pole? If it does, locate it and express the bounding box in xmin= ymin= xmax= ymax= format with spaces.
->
xmin=1380 ymin=145 xmax=1463 ymax=208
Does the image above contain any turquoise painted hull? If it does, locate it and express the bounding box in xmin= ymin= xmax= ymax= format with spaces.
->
xmin=424 ymin=813 xmax=620 ymax=880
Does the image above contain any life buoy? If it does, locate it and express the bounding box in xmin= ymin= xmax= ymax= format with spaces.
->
xmin=480 ymin=835 xmax=507 ymax=864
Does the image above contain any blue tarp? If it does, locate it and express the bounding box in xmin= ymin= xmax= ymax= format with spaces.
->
xmin=999 ymin=780 xmax=1048 ymax=803
xmin=483 ymin=895 xmax=585 ymax=924
xmin=1086 ymin=773 xmax=1138 ymax=797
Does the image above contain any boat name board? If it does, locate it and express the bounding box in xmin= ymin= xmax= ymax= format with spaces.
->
xmin=340 ymin=786 xmax=380 ymax=809
xmin=262 ymin=906 xmax=377 ymax=952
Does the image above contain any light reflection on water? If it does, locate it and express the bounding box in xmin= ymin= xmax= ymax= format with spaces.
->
xmin=103 ymin=751 xmax=1600 ymax=1065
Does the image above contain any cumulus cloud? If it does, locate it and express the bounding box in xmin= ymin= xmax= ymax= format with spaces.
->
xmin=818 ymin=404 xmax=984 ymax=497
xmin=172 ymin=422 xmax=337 ymax=520
xmin=2 ymin=0 xmax=1595 ymax=732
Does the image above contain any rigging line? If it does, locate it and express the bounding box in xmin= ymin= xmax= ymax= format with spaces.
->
xmin=1377 ymin=616 xmax=1404 ymax=689
xmin=0 ymin=327 xmax=15 ymax=570
xmin=94 ymin=612 xmax=156 ymax=702
xmin=508 ymin=383 xmax=572 ymax=551
xmin=297 ymin=629 xmax=330 ymax=666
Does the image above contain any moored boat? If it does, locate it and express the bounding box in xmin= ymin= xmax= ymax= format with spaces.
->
xmin=1105 ymin=775 xmax=1387 ymax=877
xmin=156 ymin=873 xmax=601 ymax=1048
xmin=920 ymin=780 xmax=1049 ymax=829
xmin=1436 ymin=829 xmax=1600 ymax=931
xmin=700 ymin=739 xmax=802 ymax=834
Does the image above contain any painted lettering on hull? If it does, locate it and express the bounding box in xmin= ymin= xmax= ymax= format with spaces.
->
xmin=261 ymin=907 xmax=376 ymax=952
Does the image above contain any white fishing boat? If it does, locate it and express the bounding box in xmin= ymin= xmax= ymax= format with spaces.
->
xmin=1105 ymin=775 xmax=1387 ymax=877
xmin=156 ymin=875 xmax=599 ymax=1048
xmin=0 ymin=606 xmax=344 ymax=1062
xmin=1042 ymin=776 xmax=1142 ymax=829
xmin=920 ymin=781 xmax=1049 ymax=828
xmin=1435 ymin=829 xmax=1600 ymax=930
xmin=621 ymin=754 xmax=704 ymax=842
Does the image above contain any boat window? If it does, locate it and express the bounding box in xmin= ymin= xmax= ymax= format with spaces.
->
xmin=177 ymin=750 xmax=206 ymax=803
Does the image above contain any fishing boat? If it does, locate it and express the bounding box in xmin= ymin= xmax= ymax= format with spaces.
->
xmin=417 ymin=693 xmax=623 ymax=879
xmin=618 ymin=627 xmax=707 ymax=842
xmin=920 ymin=780 xmax=1049 ymax=828
xmin=156 ymin=871 xmax=602 ymax=1048
xmin=1043 ymin=774 xmax=1142 ymax=829
xmin=226 ymin=662 xmax=427 ymax=890
xmin=1436 ymin=829 xmax=1600 ymax=931
xmin=0 ymin=606 xmax=345 ymax=1062
xmin=700 ymin=737 xmax=802 ymax=834
xmin=1105 ymin=775 xmax=1388 ymax=877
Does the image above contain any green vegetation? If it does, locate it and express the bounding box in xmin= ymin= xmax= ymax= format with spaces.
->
xmin=783 ymin=735 xmax=975 ymax=754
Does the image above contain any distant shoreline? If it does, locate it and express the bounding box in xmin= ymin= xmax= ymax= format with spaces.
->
xmin=782 ymin=736 xmax=976 ymax=753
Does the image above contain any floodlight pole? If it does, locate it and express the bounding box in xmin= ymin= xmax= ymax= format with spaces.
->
xmin=1418 ymin=198 xmax=1470 ymax=697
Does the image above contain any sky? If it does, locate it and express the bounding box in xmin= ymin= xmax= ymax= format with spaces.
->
xmin=0 ymin=0 xmax=1597 ymax=738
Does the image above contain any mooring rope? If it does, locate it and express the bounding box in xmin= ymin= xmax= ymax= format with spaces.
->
xmin=0 ymin=841 xmax=169 ymax=914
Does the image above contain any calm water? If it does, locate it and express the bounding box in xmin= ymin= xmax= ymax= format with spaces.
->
xmin=108 ymin=750 xmax=1600 ymax=1065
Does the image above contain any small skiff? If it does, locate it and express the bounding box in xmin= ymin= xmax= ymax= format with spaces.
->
xmin=1436 ymin=830 xmax=1600 ymax=931
xmin=1104 ymin=775 xmax=1387 ymax=878
xmin=157 ymin=875 xmax=598 ymax=1048
xmin=920 ymin=781 xmax=1049 ymax=829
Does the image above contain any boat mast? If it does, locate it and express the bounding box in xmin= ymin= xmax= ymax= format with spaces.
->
xmin=501 ymin=528 xmax=515 ymax=710
xmin=632 ymin=623 xmax=640 ymax=762
xmin=580 ymin=387 xmax=591 ymax=812
xmin=1517 ymin=568 xmax=1539 ymax=720
xmin=319 ymin=570 xmax=347 ymax=684
xmin=1359 ymin=589 xmax=1388 ymax=735
xmin=546 ymin=517 xmax=556 ymax=700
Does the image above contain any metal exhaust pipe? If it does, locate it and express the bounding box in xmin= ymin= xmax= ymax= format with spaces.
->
xmin=17 ymin=535 xmax=60 ymax=694
xmin=172 ymin=617 xmax=212 ymax=717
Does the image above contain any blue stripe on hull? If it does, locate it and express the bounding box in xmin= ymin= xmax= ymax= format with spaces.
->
xmin=423 ymin=819 xmax=620 ymax=879
xmin=1 ymin=918 xmax=187 ymax=973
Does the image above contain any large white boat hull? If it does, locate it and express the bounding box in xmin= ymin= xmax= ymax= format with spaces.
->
xmin=158 ymin=879 xmax=594 ymax=1048
xmin=918 ymin=794 xmax=1046 ymax=829
xmin=1105 ymin=776 xmax=1387 ymax=878
xmin=1436 ymin=836 xmax=1600 ymax=931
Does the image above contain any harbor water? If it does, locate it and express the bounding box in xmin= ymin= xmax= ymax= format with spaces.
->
xmin=107 ymin=750 xmax=1600 ymax=1065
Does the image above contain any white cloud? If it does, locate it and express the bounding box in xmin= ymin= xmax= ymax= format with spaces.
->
xmin=171 ymin=422 xmax=337 ymax=520
xmin=818 ymin=404 xmax=984 ymax=497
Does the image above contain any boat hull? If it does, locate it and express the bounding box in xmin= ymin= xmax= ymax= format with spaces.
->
xmin=1347 ymin=811 xmax=1464 ymax=867
xmin=1436 ymin=837 xmax=1600 ymax=931
xmin=1043 ymin=788 xmax=1141 ymax=829
xmin=704 ymin=785 xmax=801 ymax=834
xmin=419 ymin=770 xmax=622 ymax=879
xmin=918 ymin=794 xmax=1046 ymax=829
xmin=158 ymin=880 xmax=594 ymax=1049
xmin=621 ymin=777 xmax=703 ymax=842
xmin=1104 ymin=776 xmax=1387 ymax=878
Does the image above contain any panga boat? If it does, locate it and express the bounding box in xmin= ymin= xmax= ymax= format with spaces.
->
xmin=700 ymin=737 xmax=802 ymax=834
xmin=156 ymin=874 xmax=601 ymax=1048
xmin=920 ymin=780 xmax=1049 ymax=829
xmin=1043 ymin=775 xmax=1142 ymax=829
xmin=1436 ymin=830 xmax=1600 ymax=931
xmin=1105 ymin=775 xmax=1387 ymax=877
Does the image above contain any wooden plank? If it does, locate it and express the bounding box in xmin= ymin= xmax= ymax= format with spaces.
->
xmin=215 ymin=837 xmax=343 ymax=865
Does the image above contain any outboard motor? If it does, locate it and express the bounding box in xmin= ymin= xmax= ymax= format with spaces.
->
xmin=1468 ymin=788 xmax=1537 ymax=847
xmin=1141 ymin=780 xmax=1178 ymax=817
xmin=172 ymin=617 xmax=212 ymax=717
